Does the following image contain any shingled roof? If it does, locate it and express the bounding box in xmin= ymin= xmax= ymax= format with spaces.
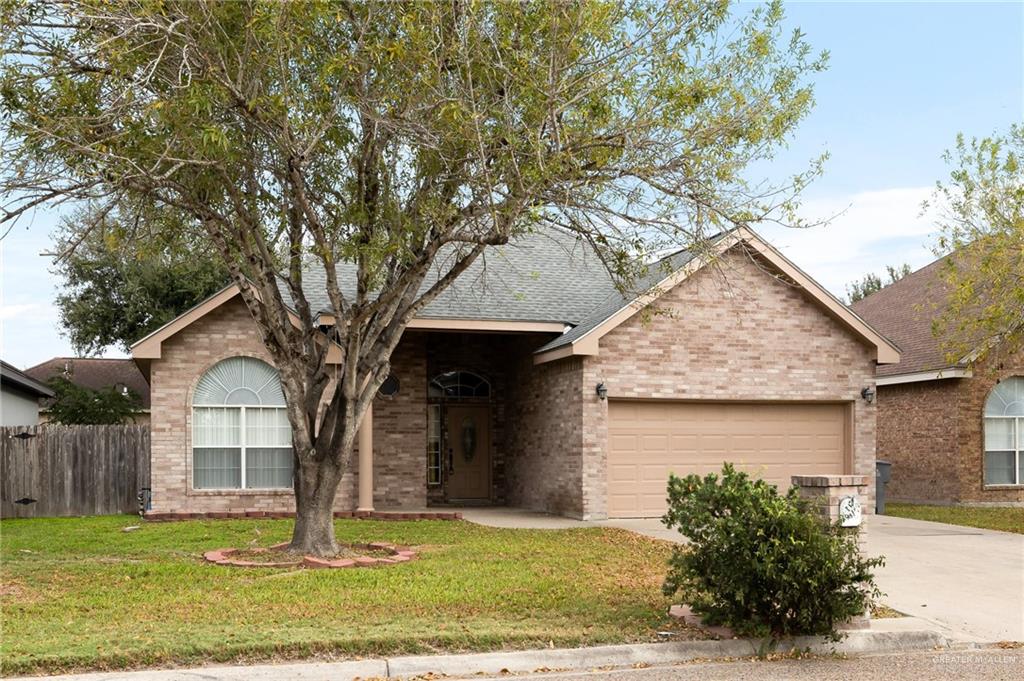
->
xmin=134 ymin=225 xmax=900 ymax=365
xmin=1 ymin=360 xmax=54 ymax=399
xmin=850 ymin=255 xmax=962 ymax=377
xmin=25 ymin=357 xmax=151 ymax=408
xmin=292 ymin=227 xmax=620 ymax=325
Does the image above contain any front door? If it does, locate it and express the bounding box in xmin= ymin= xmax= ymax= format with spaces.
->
xmin=446 ymin=405 xmax=491 ymax=500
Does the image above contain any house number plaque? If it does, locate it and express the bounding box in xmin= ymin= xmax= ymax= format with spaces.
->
xmin=838 ymin=495 xmax=862 ymax=527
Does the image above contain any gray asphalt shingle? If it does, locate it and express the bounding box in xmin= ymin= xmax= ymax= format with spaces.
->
xmin=287 ymin=227 xmax=729 ymax=352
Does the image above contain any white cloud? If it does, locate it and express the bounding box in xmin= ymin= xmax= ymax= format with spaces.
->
xmin=758 ymin=186 xmax=941 ymax=297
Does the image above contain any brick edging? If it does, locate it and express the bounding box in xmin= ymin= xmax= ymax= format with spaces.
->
xmin=144 ymin=510 xmax=462 ymax=522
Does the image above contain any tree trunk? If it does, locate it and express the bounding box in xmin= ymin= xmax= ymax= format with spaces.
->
xmin=290 ymin=455 xmax=345 ymax=556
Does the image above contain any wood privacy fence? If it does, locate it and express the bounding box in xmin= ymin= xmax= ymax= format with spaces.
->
xmin=1 ymin=425 xmax=150 ymax=518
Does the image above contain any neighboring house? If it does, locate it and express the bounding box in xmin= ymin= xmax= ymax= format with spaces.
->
xmin=0 ymin=360 xmax=55 ymax=426
xmin=24 ymin=357 xmax=151 ymax=426
xmin=852 ymin=256 xmax=1024 ymax=506
xmin=130 ymin=227 xmax=898 ymax=519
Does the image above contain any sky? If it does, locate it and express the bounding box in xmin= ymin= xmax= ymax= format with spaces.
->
xmin=1 ymin=1 xmax=1022 ymax=369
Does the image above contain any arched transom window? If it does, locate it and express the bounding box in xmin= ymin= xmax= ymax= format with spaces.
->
xmin=192 ymin=357 xmax=292 ymax=490
xmin=428 ymin=370 xmax=491 ymax=399
xmin=983 ymin=377 xmax=1024 ymax=486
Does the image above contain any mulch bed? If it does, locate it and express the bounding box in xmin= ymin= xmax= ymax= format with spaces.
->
xmin=202 ymin=542 xmax=417 ymax=569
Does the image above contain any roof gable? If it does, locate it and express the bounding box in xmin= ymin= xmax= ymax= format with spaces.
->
xmin=534 ymin=227 xmax=900 ymax=365
xmin=129 ymin=226 xmax=899 ymax=369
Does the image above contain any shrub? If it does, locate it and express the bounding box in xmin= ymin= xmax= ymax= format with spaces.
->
xmin=662 ymin=463 xmax=883 ymax=642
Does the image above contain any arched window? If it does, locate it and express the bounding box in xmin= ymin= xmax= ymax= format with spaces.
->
xmin=983 ymin=378 xmax=1024 ymax=486
xmin=428 ymin=370 xmax=491 ymax=399
xmin=192 ymin=357 xmax=292 ymax=490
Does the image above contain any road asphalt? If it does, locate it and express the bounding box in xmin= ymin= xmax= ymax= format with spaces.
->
xmin=448 ymin=648 xmax=1024 ymax=681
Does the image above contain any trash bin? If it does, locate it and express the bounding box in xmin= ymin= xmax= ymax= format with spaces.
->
xmin=875 ymin=460 xmax=892 ymax=514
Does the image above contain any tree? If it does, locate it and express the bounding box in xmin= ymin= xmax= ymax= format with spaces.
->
xmin=930 ymin=125 xmax=1024 ymax=365
xmin=54 ymin=207 xmax=230 ymax=354
xmin=845 ymin=263 xmax=911 ymax=303
xmin=1 ymin=1 xmax=826 ymax=555
xmin=45 ymin=376 xmax=143 ymax=425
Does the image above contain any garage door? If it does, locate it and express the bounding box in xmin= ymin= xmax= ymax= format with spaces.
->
xmin=607 ymin=401 xmax=848 ymax=518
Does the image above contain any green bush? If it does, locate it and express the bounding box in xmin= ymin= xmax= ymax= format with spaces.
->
xmin=662 ymin=464 xmax=883 ymax=642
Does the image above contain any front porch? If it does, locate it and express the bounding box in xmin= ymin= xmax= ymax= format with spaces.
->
xmin=355 ymin=329 xmax=580 ymax=515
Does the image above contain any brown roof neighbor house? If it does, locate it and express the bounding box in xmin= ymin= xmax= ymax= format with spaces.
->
xmin=130 ymin=226 xmax=898 ymax=520
xmin=852 ymin=257 xmax=1024 ymax=506
xmin=24 ymin=357 xmax=151 ymax=425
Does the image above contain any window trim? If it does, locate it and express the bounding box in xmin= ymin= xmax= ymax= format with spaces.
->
xmin=191 ymin=356 xmax=293 ymax=492
xmin=426 ymin=404 xmax=443 ymax=487
xmin=192 ymin=404 xmax=293 ymax=491
xmin=428 ymin=370 xmax=491 ymax=401
xmin=982 ymin=413 xmax=1023 ymax=488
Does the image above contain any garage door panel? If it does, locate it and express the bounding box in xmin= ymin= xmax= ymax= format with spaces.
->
xmin=607 ymin=401 xmax=847 ymax=518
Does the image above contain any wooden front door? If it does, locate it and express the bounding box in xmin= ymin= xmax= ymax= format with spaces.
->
xmin=445 ymin=405 xmax=491 ymax=500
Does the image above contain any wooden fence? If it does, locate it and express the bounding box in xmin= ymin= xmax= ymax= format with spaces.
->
xmin=1 ymin=425 xmax=150 ymax=518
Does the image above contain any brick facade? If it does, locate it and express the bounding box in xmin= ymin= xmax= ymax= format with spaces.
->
xmin=580 ymin=251 xmax=878 ymax=520
xmin=505 ymin=352 xmax=586 ymax=516
xmin=503 ymin=250 xmax=879 ymax=520
xmin=149 ymin=298 xmax=427 ymax=514
xmin=877 ymin=342 xmax=1024 ymax=506
xmin=147 ymin=248 xmax=885 ymax=518
xmin=875 ymin=380 xmax=962 ymax=504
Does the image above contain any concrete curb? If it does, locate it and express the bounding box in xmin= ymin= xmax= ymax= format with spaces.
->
xmin=389 ymin=630 xmax=951 ymax=677
xmin=24 ymin=628 xmax=955 ymax=681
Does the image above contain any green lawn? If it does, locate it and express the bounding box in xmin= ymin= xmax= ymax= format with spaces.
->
xmin=0 ymin=516 xmax=691 ymax=676
xmin=885 ymin=503 xmax=1024 ymax=534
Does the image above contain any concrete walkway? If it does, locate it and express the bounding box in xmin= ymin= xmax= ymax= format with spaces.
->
xmin=461 ymin=507 xmax=1024 ymax=643
xmin=865 ymin=514 xmax=1024 ymax=643
xmin=460 ymin=507 xmax=683 ymax=541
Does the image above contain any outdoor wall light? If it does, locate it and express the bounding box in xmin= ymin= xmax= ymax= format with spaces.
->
xmin=861 ymin=387 xmax=876 ymax=404
xmin=596 ymin=382 xmax=608 ymax=400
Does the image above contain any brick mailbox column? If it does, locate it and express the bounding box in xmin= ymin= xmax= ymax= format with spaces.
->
xmin=791 ymin=475 xmax=870 ymax=529
xmin=792 ymin=474 xmax=872 ymax=628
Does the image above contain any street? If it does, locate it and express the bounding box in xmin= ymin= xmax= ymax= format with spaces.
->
xmin=450 ymin=648 xmax=1024 ymax=681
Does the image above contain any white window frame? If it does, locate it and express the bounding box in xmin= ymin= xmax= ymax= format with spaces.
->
xmin=982 ymin=377 xmax=1024 ymax=488
xmin=983 ymin=414 xmax=1023 ymax=487
xmin=192 ymin=405 xmax=293 ymax=490
xmin=191 ymin=357 xmax=292 ymax=491
xmin=426 ymin=404 xmax=442 ymax=487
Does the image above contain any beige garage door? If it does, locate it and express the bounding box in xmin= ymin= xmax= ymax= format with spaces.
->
xmin=607 ymin=401 xmax=848 ymax=518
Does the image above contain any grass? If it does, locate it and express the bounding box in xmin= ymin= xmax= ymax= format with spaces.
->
xmin=0 ymin=515 xmax=690 ymax=676
xmin=884 ymin=503 xmax=1024 ymax=534
xmin=870 ymin=603 xmax=905 ymax=619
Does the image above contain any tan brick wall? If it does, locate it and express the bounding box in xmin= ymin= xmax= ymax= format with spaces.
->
xmin=149 ymin=248 xmax=889 ymax=518
xmin=876 ymin=380 xmax=962 ymax=503
xmin=580 ymin=250 xmax=879 ymax=520
xmin=149 ymin=297 xmax=427 ymax=514
xmin=505 ymin=352 xmax=586 ymax=516
xmin=369 ymin=333 xmax=428 ymax=510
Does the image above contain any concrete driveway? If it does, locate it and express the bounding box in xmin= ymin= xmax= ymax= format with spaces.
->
xmin=866 ymin=514 xmax=1024 ymax=643
xmin=463 ymin=508 xmax=1024 ymax=643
